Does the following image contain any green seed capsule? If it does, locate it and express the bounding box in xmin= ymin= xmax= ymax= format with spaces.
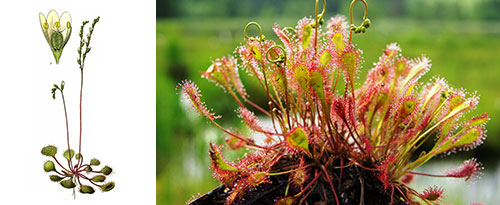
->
xmin=49 ymin=175 xmax=64 ymax=182
xmin=101 ymin=166 xmax=113 ymax=175
xmin=92 ymin=175 xmax=106 ymax=182
xmin=60 ymin=179 xmax=76 ymax=189
xmin=86 ymin=166 xmax=93 ymax=172
xmin=44 ymin=161 xmax=55 ymax=172
xmin=101 ymin=182 xmax=115 ymax=192
xmin=41 ymin=145 xmax=57 ymax=157
xmin=80 ymin=185 xmax=95 ymax=194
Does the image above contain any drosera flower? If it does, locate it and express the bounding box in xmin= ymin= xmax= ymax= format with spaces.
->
xmin=39 ymin=10 xmax=72 ymax=64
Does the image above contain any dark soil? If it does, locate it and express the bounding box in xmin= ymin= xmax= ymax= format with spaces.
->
xmin=189 ymin=158 xmax=409 ymax=205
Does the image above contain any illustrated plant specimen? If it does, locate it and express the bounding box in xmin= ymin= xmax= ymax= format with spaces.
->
xmin=180 ymin=0 xmax=488 ymax=204
xmin=40 ymin=16 xmax=115 ymax=196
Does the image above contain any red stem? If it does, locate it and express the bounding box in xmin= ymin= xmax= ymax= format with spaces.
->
xmin=60 ymin=91 xmax=73 ymax=171
xmin=78 ymin=69 xmax=83 ymax=169
xmin=321 ymin=165 xmax=339 ymax=205
xmin=52 ymin=156 xmax=71 ymax=173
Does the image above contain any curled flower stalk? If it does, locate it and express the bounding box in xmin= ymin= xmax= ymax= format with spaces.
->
xmin=39 ymin=10 xmax=72 ymax=64
xmin=182 ymin=1 xmax=489 ymax=204
xmin=41 ymin=16 xmax=115 ymax=197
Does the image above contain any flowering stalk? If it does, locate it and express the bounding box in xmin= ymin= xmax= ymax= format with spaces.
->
xmin=183 ymin=0 xmax=489 ymax=204
xmin=41 ymin=16 xmax=115 ymax=197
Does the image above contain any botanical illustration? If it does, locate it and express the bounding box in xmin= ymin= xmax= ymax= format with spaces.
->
xmin=179 ymin=0 xmax=488 ymax=204
xmin=39 ymin=13 xmax=115 ymax=197
xmin=39 ymin=10 xmax=72 ymax=64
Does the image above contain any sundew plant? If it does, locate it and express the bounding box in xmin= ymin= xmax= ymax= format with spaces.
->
xmin=40 ymin=15 xmax=115 ymax=197
xmin=180 ymin=0 xmax=488 ymax=204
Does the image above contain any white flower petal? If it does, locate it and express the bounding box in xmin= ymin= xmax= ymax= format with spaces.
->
xmin=39 ymin=13 xmax=49 ymax=42
xmin=47 ymin=10 xmax=59 ymax=34
xmin=39 ymin=12 xmax=47 ymax=29
xmin=59 ymin=12 xmax=72 ymax=40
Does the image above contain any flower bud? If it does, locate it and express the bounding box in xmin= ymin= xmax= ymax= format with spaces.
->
xmin=90 ymin=158 xmax=101 ymax=166
xmin=44 ymin=161 xmax=55 ymax=172
xmin=92 ymin=175 xmax=106 ymax=182
xmin=60 ymin=179 xmax=76 ymax=189
xmin=101 ymin=166 xmax=113 ymax=175
xmin=79 ymin=185 xmax=95 ymax=194
xmin=41 ymin=145 xmax=57 ymax=157
xmin=101 ymin=182 xmax=115 ymax=192
xmin=49 ymin=175 xmax=64 ymax=182
xmin=363 ymin=18 xmax=371 ymax=28
xmin=360 ymin=26 xmax=367 ymax=33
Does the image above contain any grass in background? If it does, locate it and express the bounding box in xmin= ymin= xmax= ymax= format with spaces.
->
xmin=157 ymin=18 xmax=500 ymax=204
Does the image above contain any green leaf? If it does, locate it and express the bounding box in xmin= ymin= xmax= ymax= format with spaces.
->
xmin=101 ymin=182 xmax=115 ymax=192
xmin=341 ymin=51 xmax=356 ymax=79
xmin=63 ymin=149 xmax=75 ymax=160
xmin=49 ymin=175 xmax=64 ymax=182
xmin=286 ymin=127 xmax=311 ymax=156
xmin=250 ymin=44 xmax=263 ymax=61
xmin=90 ymin=158 xmax=101 ymax=166
xmin=248 ymin=172 xmax=267 ymax=186
xmin=294 ymin=65 xmax=310 ymax=92
xmin=101 ymin=166 xmax=113 ymax=175
xmin=92 ymin=175 xmax=106 ymax=182
xmin=470 ymin=113 xmax=488 ymax=127
xmin=332 ymin=33 xmax=344 ymax=52
xmin=400 ymin=100 xmax=416 ymax=118
xmin=309 ymin=71 xmax=324 ymax=101
xmin=79 ymin=185 xmax=95 ymax=194
xmin=453 ymin=128 xmax=481 ymax=148
xmin=319 ymin=50 xmax=331 ymax=68
xmin=41 ymin=145 xmax=57 ymax=157
xmin=44 ymin=161 xmax=55 ymax=172
xmin=302 ymin=24 xmax=312 ymax=49
xmin=60 ymin=179 xmax=76 ymax=189
xmin=209 ymin=144 xmax=240 ymax=172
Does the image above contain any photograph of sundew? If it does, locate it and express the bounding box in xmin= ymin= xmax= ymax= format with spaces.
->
xmin=156 ymin=0 xmax=500 ymax=204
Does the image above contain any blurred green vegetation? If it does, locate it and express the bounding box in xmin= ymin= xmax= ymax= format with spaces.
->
xmin=156 ymin=15 xmax=500 ymax=203
xmin=158 ymin=0 xmax=500 ymax=20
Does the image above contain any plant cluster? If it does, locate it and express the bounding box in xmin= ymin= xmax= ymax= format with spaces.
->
xmin=181 ymin=0 xmax=488 ymax=204
xmin=40 ymin=16 xmax=115 ymax=197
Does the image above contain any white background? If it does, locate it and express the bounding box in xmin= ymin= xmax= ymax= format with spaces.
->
xmin=0 ymin=0 xmax=155 ymax=204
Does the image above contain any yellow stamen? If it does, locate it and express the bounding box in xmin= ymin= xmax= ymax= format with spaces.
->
xmin=67 ymin=22 xmax=71 ymax=28
xmin=43 ymin=23 xmax=49 ymax=29
xmin=55 ymin=21 xmax=60 ymax=28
